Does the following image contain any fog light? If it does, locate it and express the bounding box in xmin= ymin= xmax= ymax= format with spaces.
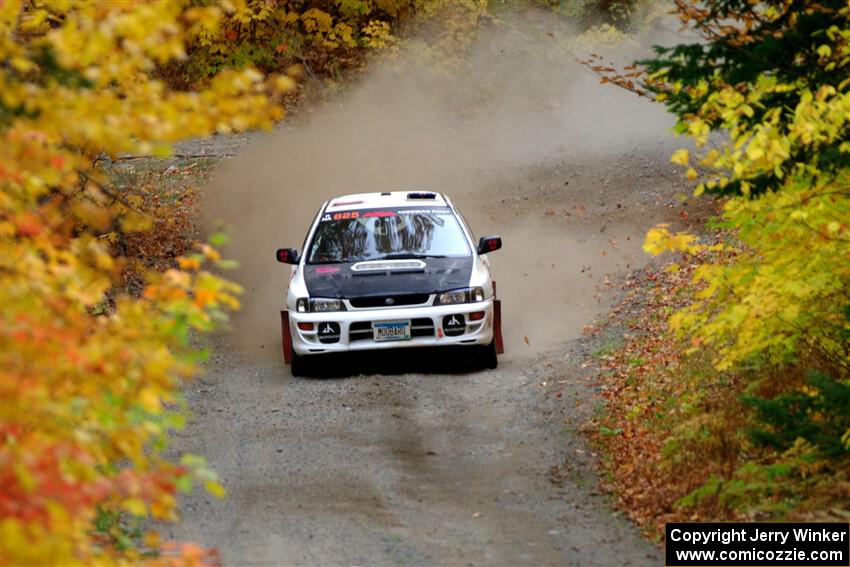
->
xmin=469 ymin=311 xmax=485 ymax=321
xmin=297 ymin=322 xmax=314 ymax=331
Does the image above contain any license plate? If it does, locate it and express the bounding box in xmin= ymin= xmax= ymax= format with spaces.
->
xmin=373 ymin=321 xmax=411 ymax=342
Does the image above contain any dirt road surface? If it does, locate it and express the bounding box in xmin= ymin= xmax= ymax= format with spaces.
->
xmin=164 ymin=135 xmax=693 ymax=565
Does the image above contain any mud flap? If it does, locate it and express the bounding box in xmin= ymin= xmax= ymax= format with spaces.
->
xmin=281 ymin=310 xmax=292 ymax=364
xmin=494 ymin=299 xmax=505 ymax=354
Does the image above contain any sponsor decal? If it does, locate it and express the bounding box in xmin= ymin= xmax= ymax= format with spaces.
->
xmin=397 ymin=208 xmax=451 ymax=215
xmin=442 ymin=314 xmax=465 ymax=337
xmin=320 ymin=206 xmax=452 ymax=223
xmin=317 ymin=322 xmax=341 ymax=344
xmin=314 ymin=266 xmax=340 ymax=274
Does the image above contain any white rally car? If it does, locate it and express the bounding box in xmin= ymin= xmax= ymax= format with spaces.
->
xmin=276 ymin=191 xmax=504 ymax=376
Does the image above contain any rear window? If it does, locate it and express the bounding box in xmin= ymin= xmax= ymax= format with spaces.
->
xmin=306 ymin=207 xmax=470 ymax=264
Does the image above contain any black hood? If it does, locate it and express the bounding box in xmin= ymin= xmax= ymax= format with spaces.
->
xmin=303 ymin=257 xmax=473 ymax=298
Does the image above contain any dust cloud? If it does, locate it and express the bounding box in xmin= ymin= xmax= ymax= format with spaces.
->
xmin=201 ymin=11 xmax=680 ymax=361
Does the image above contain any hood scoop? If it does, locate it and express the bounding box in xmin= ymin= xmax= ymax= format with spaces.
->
xmin=351 ymin=259 xmax=426 ymax=272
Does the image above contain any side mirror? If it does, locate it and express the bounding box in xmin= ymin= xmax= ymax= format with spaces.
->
xmin=276 ymin=248 xmax=299 ymax=264
xmin=477 ymin=236 xmax=502 ymax=255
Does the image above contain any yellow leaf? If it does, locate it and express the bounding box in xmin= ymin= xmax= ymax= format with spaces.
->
xmin=670 ymin=148 xmax=689 ymax=166
xmin=273 ymin=75 xmax=296 ymax=93
xmin=71 ymin=202 xmax=112 ymax=231
xmin=122 ymin=498 xmax=147 ymax=517
xmin=14 ymin=464 xmax=35 ymax=492
xmin=138 ymin=388 xmax=162 ymax=414
xmin=144 ymin=531 xmax=161 ymax=549
xmin=178 ymin=256 xmax=202 ymax=270
xmin=746 ymin=144 xmax=764 ymax=161
xmin=204 ymin=480 xmax=226 ymax=499
xmin=121 ymin=212 xmax=154 ymax=232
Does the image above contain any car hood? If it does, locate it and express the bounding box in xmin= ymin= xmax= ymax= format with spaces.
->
xmin=302 ymin=257 xmax=473 ymax=298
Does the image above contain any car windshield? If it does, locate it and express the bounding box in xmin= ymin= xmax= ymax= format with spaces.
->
xmin=306 ymin=206 xmax=470 ymax=264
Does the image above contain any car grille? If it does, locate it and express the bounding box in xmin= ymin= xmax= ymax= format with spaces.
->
xmin=348 ymin=294 xmax=431 ymax=309
xmin=349 ymin=318 xmax=435 ymax=342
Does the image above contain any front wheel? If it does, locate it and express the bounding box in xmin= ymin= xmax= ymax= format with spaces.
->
xmin=290 ymin=347 xmax=311 ymax=377
xmin=478 ymin=340 xmax=498 ymax=370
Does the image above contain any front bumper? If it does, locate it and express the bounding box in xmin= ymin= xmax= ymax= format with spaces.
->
xmin=285 ymin=300 xmax=495 ymax=357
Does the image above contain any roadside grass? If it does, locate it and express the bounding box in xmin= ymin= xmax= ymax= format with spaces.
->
xmin=591 ymin=336 xmax=623 ymax=359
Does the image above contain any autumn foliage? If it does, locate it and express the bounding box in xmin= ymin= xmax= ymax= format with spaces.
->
xmin=641 ymin=0 xmax=850 ymax=373
xmin=587 ymin=0 xmax=850 ymax=534
xmin=0 ymin=1 xmax=290 ymax=564
xmin=163 ymin=0 xmax=491 ymax=86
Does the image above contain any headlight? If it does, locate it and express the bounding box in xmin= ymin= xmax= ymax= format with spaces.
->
xmin=296 ymin=297 xmax=346 ymax=312
xmin=435 ymin=286 xmax=485 ymax=305
xmin=310 ymin=298 xmax=345 ymax=312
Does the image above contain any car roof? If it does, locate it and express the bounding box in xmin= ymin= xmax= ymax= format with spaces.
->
xmin=324 ymin=191 xmax=450 ymax=211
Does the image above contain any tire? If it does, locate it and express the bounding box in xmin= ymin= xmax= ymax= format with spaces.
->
xmin=290 ymin=347 xmax=311 ymax=378
xmin=479 ymin=340 xmax=498 ymax=370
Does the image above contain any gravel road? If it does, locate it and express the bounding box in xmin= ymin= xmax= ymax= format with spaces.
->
xmin=165 ymin=121 xmax=693 ymax=564
xmin=168 ymin=340 xmax=662 ymax=566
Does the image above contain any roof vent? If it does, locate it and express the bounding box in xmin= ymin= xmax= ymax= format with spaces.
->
xmin=380 ymin=192 xmax=391 ymax=196
xmin=406 ymin=191 xmax=436 ymax=200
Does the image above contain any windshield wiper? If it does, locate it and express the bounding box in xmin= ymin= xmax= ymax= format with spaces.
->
xmin=376 ymin=253 xmax=447 ymax=260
